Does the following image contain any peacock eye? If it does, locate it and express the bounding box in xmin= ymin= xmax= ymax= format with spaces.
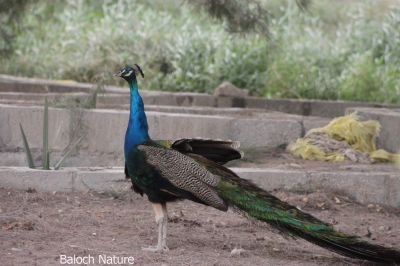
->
xmin=123 ymin=70 xmax=133 ymax=77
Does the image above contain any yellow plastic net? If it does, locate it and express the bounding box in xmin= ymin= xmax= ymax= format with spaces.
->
xmin=289 ymin=113 xmax=400 ymax=164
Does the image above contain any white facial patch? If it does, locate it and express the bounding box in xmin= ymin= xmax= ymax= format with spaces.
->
xmin=123 ymin=70 xmax=134 ymax=77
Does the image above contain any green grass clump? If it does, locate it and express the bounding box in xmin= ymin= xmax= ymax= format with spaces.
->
xmin=1 ymin=0 xmax=400 ymax=104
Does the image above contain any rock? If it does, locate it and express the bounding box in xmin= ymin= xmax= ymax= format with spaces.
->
xmin=215 ymin=221 xmax=227 ymax=228
xmin=334 ymin=197 xmax=341 ymax=204
xmin=230 ymin=248 xmax=246 ymax=256
xmin=214 ymin=81 xmax=249 ymax=98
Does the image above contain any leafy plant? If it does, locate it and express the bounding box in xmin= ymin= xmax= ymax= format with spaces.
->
xmin=19 ymin=123 xmax=35 ymax=168
xmin=2 ymin=0 xmax=400 ymax=103
xmin=20 ymin=97 xmax=83 ymax=170
xmin=42 ymin=97 xmax=49 ymax=169
xmin=0 ymin=0 xmax=32 ymax=57
xmin=54 ymin=136 xmax=83 ymax=170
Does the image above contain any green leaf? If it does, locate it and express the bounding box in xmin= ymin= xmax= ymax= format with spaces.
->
xmin=42 ymin=97 xmax=50 ymax=170
xmin=19 ymin=123 xmax=35 ymax=169
xmin=54 ymin=136 xmax=83 ymax=170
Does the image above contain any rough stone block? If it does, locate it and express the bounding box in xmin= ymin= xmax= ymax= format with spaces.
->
xmin=97 ymin=94 xmax=130 ymax=106
xmin=308 ymin=171 xmax=389 ymax=205
xmin=214 ymin=81 xmax=249 ymax=98
xmin=0 ymin=105 xmax=70 ymax=151
xmin=1 ymin=104 xmax=308 ymax=160
xmin=232 ymin=168 xmax=310 ymax=191
xmin=147 ymin=111 xmax=233 ymax=141
xmin=230 ymin=168 xmax=400 ymax=207
xmin=142 ymin=94 xmax=178 ymax=106
xmin=387 ymin=174 xmax=400 ymax=207
xmin=230 ymin=118 xmax=302 ymax=148
xmin=217 ymin=96 xmax=246 ymax=108
xmin=302 ymin=116 xmax=331 ymax=135
xmin=75 ymin=169 xmax=128 ymax=193
xmin=264 ymin=99 xmax=309 ymax=116
xmin=0 ymin=167 xmax=74 ymax=192
xmin=0 ymin=74 xmax=93 ymax=93
xmin=189 ymin=94 xmax=216 ymax=107
xmin=1 ymin=167 xmax=399 ymax=208
xmin=243 ymin=97 xmax=267 ymax=109
xmin=145 ymin=105 xmax=263 ymax=117
xmin=81 ymin=109 xmax=128 ymax=154
xmin=215 ymin=96 xmax=234 ymax=108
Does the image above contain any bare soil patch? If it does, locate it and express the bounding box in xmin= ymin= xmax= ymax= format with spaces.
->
xmin=0 ymin=187 xmax=399 ymax=266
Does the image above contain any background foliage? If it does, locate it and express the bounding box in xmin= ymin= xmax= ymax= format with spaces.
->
xmin=1 ymin=0 xmax=400 ymax=103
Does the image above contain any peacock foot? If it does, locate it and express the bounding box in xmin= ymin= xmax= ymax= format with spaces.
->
xmin=141 ymin=245 xmax=169 ymax=253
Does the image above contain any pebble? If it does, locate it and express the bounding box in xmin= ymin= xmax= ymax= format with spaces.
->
xmin=334 ymin=197 xmax=341 ymax=204
xmin=378 ymin=225 xmax=390 ymax=232
xmin=230 ymin=248 xmax=246 ymax=256
xmin=288 ymin=163 xmax=302 ymax=168
xmin=215 ymin=222 xmax=227 ymax=228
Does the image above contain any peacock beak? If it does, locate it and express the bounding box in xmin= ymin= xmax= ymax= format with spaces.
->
xmin=113 ymin=70 xmax=123 ymax=77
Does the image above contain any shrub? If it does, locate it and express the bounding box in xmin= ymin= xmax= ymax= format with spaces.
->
xmin=1 ymin=0 xmax=400 ymax=103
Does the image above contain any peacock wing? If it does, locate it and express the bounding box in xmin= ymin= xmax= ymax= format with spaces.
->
xmin=137 ymin=143 xmax=228 ymax=211
xmin=154 ymin=138 xmax=242 ymax=165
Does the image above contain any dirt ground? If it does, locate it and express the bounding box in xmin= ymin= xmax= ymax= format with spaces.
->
xmin=0 ymin=187 xmax=399 ymax=266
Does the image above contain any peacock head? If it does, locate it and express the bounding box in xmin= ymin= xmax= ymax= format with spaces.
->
xmin=114 ymin=64 xmax=144 ymax=83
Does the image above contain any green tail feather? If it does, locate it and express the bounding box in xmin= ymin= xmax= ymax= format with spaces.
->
xmin=216 ymin=177 xmax=400 ymax=264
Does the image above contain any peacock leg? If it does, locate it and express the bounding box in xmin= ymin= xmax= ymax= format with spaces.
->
xmin=160 ymin=203 xmax=168 ymax=248
xmin=142 ymin=202 xmax=169 ymax=252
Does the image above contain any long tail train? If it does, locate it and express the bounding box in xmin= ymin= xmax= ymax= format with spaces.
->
xmin=216 ymin=176 xmax=400 ymax=264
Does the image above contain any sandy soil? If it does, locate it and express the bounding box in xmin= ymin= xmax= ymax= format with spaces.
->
xmin=0 ymin=187 xmax=399 ymax=266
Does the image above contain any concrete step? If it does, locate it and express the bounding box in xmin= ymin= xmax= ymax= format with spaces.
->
xmin=234 ymin=167 xmax=400 ymax=208
xmin=2 ymin=75 xmax=400 ymax=117
xmin=0 ymin=166 xmax=398 ymax=208
xmin=0 ymin=104 xmax=309 ymax=156
xmin=257 ymin=98 xmax=399 ymax=117
xmin=0 ymin=74 xmax=95 ymax=93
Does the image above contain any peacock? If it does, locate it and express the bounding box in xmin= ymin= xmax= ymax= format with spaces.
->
xmin=115 ymin=64 xmax=400 ymax=263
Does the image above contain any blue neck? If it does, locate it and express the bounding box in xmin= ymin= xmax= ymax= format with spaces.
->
xmin=124 ymin=78 xmax=149 ymax=158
